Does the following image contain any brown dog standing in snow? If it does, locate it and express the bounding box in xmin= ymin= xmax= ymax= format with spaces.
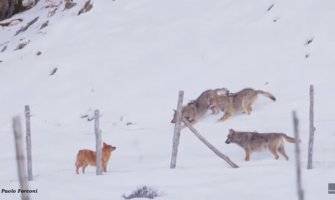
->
xmin=75 ymin=142 xmax=116 ymax=174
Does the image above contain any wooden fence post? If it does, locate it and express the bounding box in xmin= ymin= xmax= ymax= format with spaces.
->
xmin=25 ymin=105 xmax=33 ymax=181
xmin=13 ymin=116 xmax=30 ymax=200
xmin=182 ymin=118 xmax=239 ymax=168
xmin=292 ymin=111 xmax=304 ymax=200
xmin=170 ymin=91 xmax=184 ymax=169
xmin=94 ymin=109 xmax=103 ymax=175
xmin=307 ymin=85 xmax=315 ymax=169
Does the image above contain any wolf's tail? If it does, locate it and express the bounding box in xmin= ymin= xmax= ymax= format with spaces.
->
xmin=280 ymin=133 xmax=298 ymax=143
xmin=257 ymin=90 xmax=276 ymax=101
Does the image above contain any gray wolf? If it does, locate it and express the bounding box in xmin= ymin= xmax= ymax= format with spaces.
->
xmin=225 ymin=129 xmax=296 ymax=161
xmin=210 ymin=88 xmax=276 ymax=121
xmin=75 ymin=142 xmax=116 ymax=174
xmin=171 ymin=87 xmax=230 ymax=126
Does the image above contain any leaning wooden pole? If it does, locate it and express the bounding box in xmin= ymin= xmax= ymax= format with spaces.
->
xmin=25 ymin=105 xmax=33 ymax=181
xmin=170 ymin=90 xmax=184 ymax=169
xmin=182 ymin=118 xmax=239 ymax=168
xmin=94 ymin=110 xmax=103 ymax=175
xmin=292 ymin=111 xmax=304 ymax=200
xmin=13 ymin=116 xmax=30 ymax=200
xmin=307 ymin=85 xmax=315 ymax=169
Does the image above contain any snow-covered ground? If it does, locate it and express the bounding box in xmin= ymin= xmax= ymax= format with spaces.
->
xmin=1 ymin=0 xmax=335 ymax=199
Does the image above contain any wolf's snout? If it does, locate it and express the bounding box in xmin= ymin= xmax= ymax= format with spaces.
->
xmin=225 ymin=138 xmax=231 ymax=144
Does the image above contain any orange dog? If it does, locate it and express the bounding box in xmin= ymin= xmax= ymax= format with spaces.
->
xmin=75 ymin=142 xmax=116 ymax=174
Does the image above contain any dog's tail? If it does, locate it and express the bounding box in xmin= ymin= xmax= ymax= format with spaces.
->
xmin=75 ymin=151 xmax=81 ymax=166
xmin=280 ymin=133 xmax=298 ymax=143
xmin=257 ymin=90 xmax=276 ymax=101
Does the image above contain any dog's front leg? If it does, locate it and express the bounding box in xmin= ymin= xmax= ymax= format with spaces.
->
xmin=102 ymin=163 xmax=107 ymax=172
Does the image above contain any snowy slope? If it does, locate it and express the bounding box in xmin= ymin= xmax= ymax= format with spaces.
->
xmin=1 ymin=0 xmax=335 ymax=199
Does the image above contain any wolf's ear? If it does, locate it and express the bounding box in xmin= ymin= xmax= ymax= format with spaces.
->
xmin=217 ymin=88 xmax=230 ymax=96
xmin=103 ymin=142 xmax=107 ymax=147
xmin=229 ymin=129 xmax=234 ymax=134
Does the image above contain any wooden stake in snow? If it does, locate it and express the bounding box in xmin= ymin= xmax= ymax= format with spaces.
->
xmin=25 ymin=105 xmax=33 ymax=181
xmin=182 ymin=119 xmax=239 ymax=168
xmin=292 ymin=111 xmax=304 ymax=200
xmin=94 ymin=110 xmax=103 ymax=175
xmin=13 ymin=116 xmax=30 ymax=200
xmin=170 ymin=91 xmax=184 ymax=169
xmin=307 ymin=85 xmax=315 ymax=169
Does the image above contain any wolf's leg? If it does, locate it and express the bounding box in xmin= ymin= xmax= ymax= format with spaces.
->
xmin=241 ymin=98 xmax=248 ymax=114
xmin=218 ymin=112 xmax=231 ymax=122
xmin=242 ymin=98 xmax=253 ymax=114
xmin=210 ymin=106 xmax=220 ymax=115
xmin=246 ymin=103 xmax=253 ymax=114
xmin=278 ymin=144 xmax=289 ymax=160
xmin=181 ymin=119 xmax=197 ymax=129
xmin=245 ymin=148 xmax=251 ymax=161
xmin=270 ymin=146 xmax=280 ymax=160
xmin=76 ymin=166 xmax=80 ymax=174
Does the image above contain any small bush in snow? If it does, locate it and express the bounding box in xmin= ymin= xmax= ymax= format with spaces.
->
xmin=122 ymin=186 xmax=160 ymax=199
